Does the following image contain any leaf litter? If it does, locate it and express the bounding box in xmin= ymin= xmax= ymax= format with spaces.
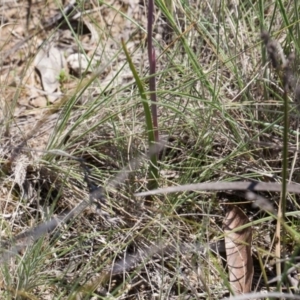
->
xmin=1 ymin=0 xmax=300 ymax=299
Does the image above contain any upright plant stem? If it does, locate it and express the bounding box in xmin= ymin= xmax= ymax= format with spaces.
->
xmin=281 ymin=89 xmax=289 ymax=225
xmin=277 ymin=88 xmax=289 ymax=291
xmin=144 ymin=0 xmax=159 ymax=201
xmin=147 ymin=0 xmax=158 ymax=144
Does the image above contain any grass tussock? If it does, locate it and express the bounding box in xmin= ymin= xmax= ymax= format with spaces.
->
xmin=1 ymin=0 xmax=300 ymax=299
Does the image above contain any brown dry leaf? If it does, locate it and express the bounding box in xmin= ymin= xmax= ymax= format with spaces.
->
xmin=223 ymin=206 xmax=253 ymax=296
xmin=34 ymin=44 xmax=65 ymax=104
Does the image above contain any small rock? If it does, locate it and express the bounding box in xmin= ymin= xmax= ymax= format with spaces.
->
xmin=67 ymin=53 xmax=91 ymax=75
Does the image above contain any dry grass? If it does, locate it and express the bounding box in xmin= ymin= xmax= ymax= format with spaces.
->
xmin=1 ymin=0 xmax=300 ymax=299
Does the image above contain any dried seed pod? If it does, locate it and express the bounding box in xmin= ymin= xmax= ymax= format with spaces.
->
xmin=282 ymin=51 xmax=296 ymax=91
xmin=294 ymin=85 xmax=300 ymax=111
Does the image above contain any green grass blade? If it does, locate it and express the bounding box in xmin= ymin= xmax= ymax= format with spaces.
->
xmin=121 ymin=38 xmax=159 ymax=190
